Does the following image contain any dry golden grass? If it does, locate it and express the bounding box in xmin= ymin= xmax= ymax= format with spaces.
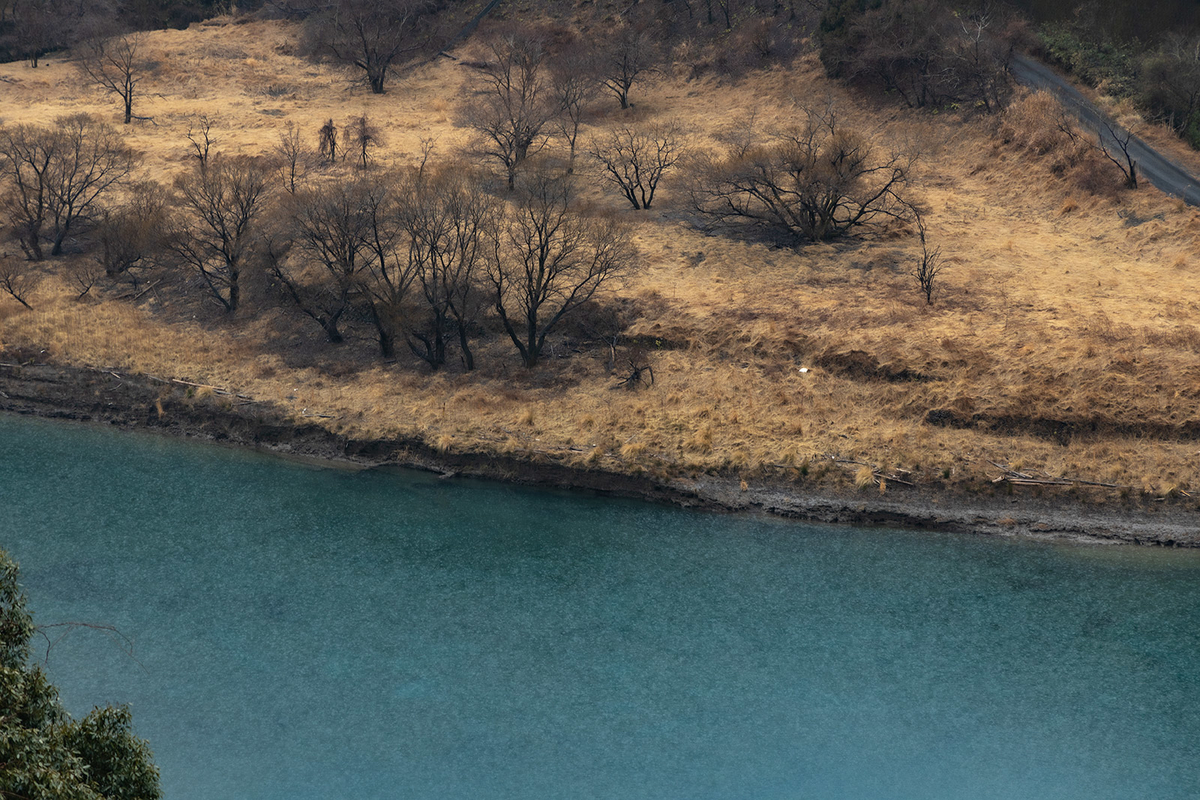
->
xmin=2 ymin=19 xmax=1200 ymax=498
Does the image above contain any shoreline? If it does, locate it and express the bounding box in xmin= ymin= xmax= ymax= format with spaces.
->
xmin=3 ymin=361 xmax=1198 ymax=547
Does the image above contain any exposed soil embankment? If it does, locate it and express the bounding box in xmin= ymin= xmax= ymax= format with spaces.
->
xmin=3 ymin=362 xmax=1198 ymax=547
xmin=926 ymin=407 xmax=1200 ymax=445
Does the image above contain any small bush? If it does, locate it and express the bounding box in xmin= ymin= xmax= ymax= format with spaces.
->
xmin=996 ymin=90 xmax=1120 ymax=196
xmin=997 ymin=91 xmax=1076 ymax=156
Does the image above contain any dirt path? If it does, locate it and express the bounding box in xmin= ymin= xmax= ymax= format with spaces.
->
xmin=1010 ymin=53 xmax=1200 ymax=206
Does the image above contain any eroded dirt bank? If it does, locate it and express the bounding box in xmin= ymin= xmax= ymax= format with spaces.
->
xmin=2 ymin=362 xmax=1198 ymax=547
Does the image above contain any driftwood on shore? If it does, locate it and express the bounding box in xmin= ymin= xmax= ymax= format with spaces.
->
xmin=986 ymin=460 xmax=1190 ymax=497
xmin=829 ymin=457 xmax=916 ymax=488
xmin=142 ymin=372 xmax=254 ymax=401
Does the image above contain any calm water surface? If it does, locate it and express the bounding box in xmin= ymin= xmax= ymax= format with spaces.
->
xmin=2 ymin=414 xmax=1199 ymax=799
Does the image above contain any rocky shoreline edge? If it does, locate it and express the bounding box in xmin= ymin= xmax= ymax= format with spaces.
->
xmin=3 ymin=361 xmax=1198 ymax=547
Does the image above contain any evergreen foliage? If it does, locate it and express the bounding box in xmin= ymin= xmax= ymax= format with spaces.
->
xmin=0 ymin=550 xmax=160 ymax=800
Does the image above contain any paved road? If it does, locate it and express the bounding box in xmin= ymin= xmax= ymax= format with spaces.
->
xmin=1010 ymin=53 xmax=1200 ymax=207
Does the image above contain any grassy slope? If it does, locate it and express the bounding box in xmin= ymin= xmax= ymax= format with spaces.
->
xmin=1 ymin=16 xmax=1199 ymax=501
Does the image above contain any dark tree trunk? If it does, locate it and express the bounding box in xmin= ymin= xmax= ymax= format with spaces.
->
xmin=407 ymin=329 xmax=446 ymax=369
xmin=51 ymin=219 xmax=70 ymax=256
xmin=377 ymin=327 xmax=394 ymax=357
xmin=367 ymin=302 xmax=395 ymax=358
xmin=368 ymin=67 xmax=386 ymax=94
xmin=495 ymin=304 xmax=535 ymax=367
xmin=19 ymin=223 xmax=44 ymax=261
xmin=457 ymin=322 xmax=474 ymax=371
xmin=523 ymin=313 xmax=541 ymax=367
xmin=322 ymin=321 xmax=344 ymax=343
xmin=227 ymin=267 xmax=240 ymax=312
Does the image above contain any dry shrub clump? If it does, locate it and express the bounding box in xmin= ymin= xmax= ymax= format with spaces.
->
xmin=997 ymin=91 xmax=1075 ymax=156
xmin=996 ymin=90 xmax=1118 ymax=196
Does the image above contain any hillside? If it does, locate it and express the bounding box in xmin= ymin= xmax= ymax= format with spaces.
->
xmin=2 ymin=14 xmax=1199 ymax=513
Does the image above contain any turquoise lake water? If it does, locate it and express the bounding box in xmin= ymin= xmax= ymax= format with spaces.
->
xmin=2 ymin=413 xmax=1199 ymax=799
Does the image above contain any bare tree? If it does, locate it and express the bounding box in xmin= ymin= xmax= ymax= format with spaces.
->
xmin=75 ymin=31 xmax=146 ymax=125
xmin=0 ymin=125 xmax=56 ymax=261
xmin=550 ymin=49 xmax=599 ymax=174
xmin=461 ymin=31 xmax=559 ymax=190
xmin=589 ymin=122 xmax=684 ymax=210
xmin=1097 ymin=117 xmax=1139 ymax=189
xmin=689 ymin=106 xmax=913 ymax=242
xmin=94 ymin=180 xmax=169 ymax=281
xmin=67 ymin=257 xmax=106 ymax=300
xmin=714 ymin=108 xmax=764 ymax=160
xmin=186 ymin=115 xmax=216 ymax=168
xmin=170 ymin=156 xmax=273 ymax=313
xmin=44 ymin=115 xmax=135 ymax=256
xmin=910 ymin=209 xmax=943 ymax=304
xmin=8 ymin=0 xmax=72 ymax=68
xmin=358 ymin=179 xmax=415 ymax=357
xmin=595 ymin=23 xmax=659 ymax=110
xmin=487 ymin=171 xmax=636 ymax=368
xmin=399 ymin=165 xmax=499 ymax=370
xmin=274 ymin=122 xmax=312 ymax=193
xmin=306 ymin=0 xmax=437 ymax=94
xmin=0 ymin=115 xmax=134 ymax=259
xmin=837 ymin=0 xmax=947 ymax=108
xmin=0 ymin=253 xmax=35 ymax=309
xmin=416 ymin=136 xmax=437 ymax=177
xmin=318 ymin=118 xmax=338 ymax=164
xmin=269 ymin=179 xmax=378 ymax=343
xmin=820 ymin=0 xmax=1011 ymax=112
xmin=945 ymin=10 xmax=1012 ymax=113
xmin=348 ymin=113 xmax=382 ymax=170
xmin=264 ymin=175 xmax=416 ymax=357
